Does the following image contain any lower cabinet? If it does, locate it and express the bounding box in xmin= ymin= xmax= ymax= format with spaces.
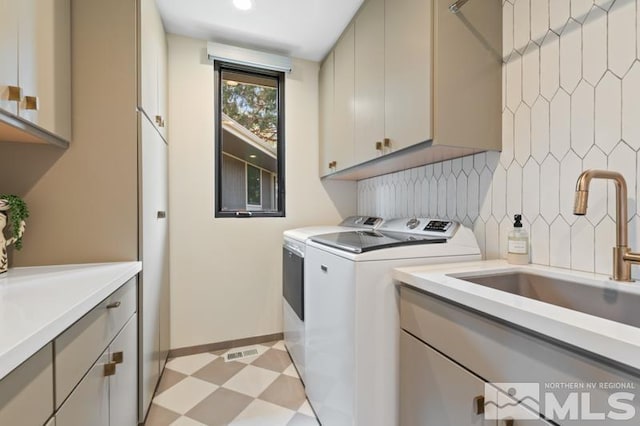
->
xmin=400 ymin=331 xmax=491 ymax=426
xmin=57 ymin=314 xmax=138 ymax=426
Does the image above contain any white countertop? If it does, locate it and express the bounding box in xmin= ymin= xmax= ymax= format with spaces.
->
xmin=394 ymin=260 xmax=640 ymax=372
xmin=0 ymin=262 xmax=141 ymax=380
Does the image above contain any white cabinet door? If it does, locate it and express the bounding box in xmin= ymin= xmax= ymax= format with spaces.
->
xmin=400 ymin=330 xmax=494 ymax=426
xmin=354 ymin=0 xmax=385 ymax=163
xmin=332 ymin=23 xmax=355 ymax=172
xmin=109 ymin=315 xmax=138 ymax=426
xmin=0 ymin=0 xmax=18 ymax=115
xmin=139 ymin=0 xmax=167 ymax=138
xmin=385 ymin=0 xmax=432 ymax=151
xmin=18 ymin=0 xmax=71 ymax=139
xmin=305 ymin=246 xmax=355 ymax=426
xmin=319 ymin=52 xmax=334 ymax=176
xmin=56 ymin=350 xmax=109 ymax=426
xmin=140 ymin=113 xmax=169 ymax=419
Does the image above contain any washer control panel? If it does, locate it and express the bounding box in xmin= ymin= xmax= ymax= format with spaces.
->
xmin=379 ymin=218 xmax=458 ymax=238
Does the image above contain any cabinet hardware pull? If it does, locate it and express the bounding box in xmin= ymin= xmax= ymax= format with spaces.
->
xmin=104 ymin=362 xmax=117 ymax=376
xmin=106 ymin=301 xmax=121 ymax=309
xmin=503 ymin=418 xmax=514 ymax=426
xmin=7 ymin=86 xmax=21 ymax=101
xmin=24 ymin=96 xmax=38 ymax=111
xmin=235 ymin=211 xmax=253 ymax=217
xmin=320 ymin=265 xmax=328 ymax=272
xmin=375 ymin=141 xmax=383 ymax=151
xmin=112 ymin=351 xmax=124 ymax=364
xmin=472 ymin=395 xmax=485 ymax=415
xmin=383 ymin=138 xmax=390 ymax=148
xmin=157 ymin=211 xmax=167 ymax=219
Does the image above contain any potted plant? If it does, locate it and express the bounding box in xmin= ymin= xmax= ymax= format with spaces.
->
xmin=0 ymin=194 xmax=29 ymax=274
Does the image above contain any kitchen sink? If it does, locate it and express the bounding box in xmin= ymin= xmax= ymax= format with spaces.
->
xmin=453 ymin=271 xmax=640 ymax=328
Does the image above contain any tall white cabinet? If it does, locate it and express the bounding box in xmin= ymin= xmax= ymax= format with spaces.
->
xmin=138 ymin=0 xmax=170 ymax=421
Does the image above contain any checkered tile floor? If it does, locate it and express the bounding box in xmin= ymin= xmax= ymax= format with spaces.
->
xmin=144 ymin=340 xmax=319 ymax=426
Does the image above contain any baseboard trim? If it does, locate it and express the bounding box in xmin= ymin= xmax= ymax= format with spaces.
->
xmin=168 ymin=332 xmax=284 ymax=359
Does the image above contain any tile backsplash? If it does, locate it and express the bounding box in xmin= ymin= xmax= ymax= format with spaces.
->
xmin=357 ymin=0 xmax=640 ymax=277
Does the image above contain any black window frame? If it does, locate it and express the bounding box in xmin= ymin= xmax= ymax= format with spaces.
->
xmin=214 ymin=61 xmax=286 ymax=218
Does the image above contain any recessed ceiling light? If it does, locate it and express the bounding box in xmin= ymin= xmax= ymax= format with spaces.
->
xmin=249 ymin=154 xmax=257 ymax=159
xmin=233 ymin=0 xmax=253 ymax=11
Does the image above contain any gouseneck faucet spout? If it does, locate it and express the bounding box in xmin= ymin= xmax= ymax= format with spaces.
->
xmin=574 ymin=169 xmax=639 ymax=281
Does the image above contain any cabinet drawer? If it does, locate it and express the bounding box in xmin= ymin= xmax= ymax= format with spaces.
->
xmin=55 ymin=350 xmax=109 ymax=426
xmin=55 ymin=278 xmax=136 ymax=408
xmin=400 ymin=286 xmax=640 ymax=424
xmin=0 ymin=343 xmax=53 ymax=426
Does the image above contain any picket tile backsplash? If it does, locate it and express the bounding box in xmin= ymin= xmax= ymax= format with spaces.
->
xmin=357 ymin=0 xmax=640 ymax=278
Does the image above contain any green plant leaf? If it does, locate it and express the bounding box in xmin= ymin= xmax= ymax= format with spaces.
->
xmin=0 ymin=194 xmax=29 ymax=250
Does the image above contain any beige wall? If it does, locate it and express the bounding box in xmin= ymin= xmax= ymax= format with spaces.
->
xmin=167 ymin=35 xmax=356 ymax=349
xmin=0 ymin=0 xmax=138 ymax=266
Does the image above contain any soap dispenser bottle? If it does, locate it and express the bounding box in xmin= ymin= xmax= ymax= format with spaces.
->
xmin=507 ymin=214 xmax=529 ymax=264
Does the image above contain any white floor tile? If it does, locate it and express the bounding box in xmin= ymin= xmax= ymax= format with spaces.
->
xmin=153 ymin=377 xmax=218 ymax=414
xmin=272 ymin=341 xmax=286 ymax=351
xmin=297 ymin=400 xmax=314 ymax=417
xmin=229 ymin=399 xmax=296 ymax=426
xmin=170 ymin=416 xmax=207 ymax=426
xmin=165 ymin=353 xmax=218 ymax=375
xmin=222 ymin=364 xmax=279 ymax=397
xmin=282 ymin=364 xmax=299 ymax=378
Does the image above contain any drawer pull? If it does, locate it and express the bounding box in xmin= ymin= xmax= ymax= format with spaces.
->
xmin=473 ymin=395 xmax=485 ymax=415
xmin=503 ymin=418 xmax=514 ymax=426
xmin=383 ymin=138 xmax=390 ymax=148
xmin=8 ymin=86 xmax=21 ymax=101
xmin=155 ymin=115 xmax=165 ymax=128
xmin=157 ymin=210 xmax=167 ymax=219
xmin=375 ymin=141 xmax=383 ymax=151
xmin=320 ymin=265 xmax=328 ymax=272
xmin=106 ymin=301 xmax=121 ymax=309
xmin=112 ymin=351 xmax=124 ymax=364
xmin=104 ymin=362 xmax=117 ymax=377
xmin=24 ymin=96 xmax=38 ymax=110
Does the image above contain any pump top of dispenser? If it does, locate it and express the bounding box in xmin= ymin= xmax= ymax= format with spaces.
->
xmin=513 ymin=214 xmax=523 ymax=228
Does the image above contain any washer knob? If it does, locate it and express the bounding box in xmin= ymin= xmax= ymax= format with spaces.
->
xmin=406 ymin=218 xmax=420 ymax=229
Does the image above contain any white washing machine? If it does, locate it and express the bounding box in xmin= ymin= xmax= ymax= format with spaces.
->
xmin=282 ymin=216 xmax=383 ymax=384
xmin=304 ymin=218 xmax=481 ymax=426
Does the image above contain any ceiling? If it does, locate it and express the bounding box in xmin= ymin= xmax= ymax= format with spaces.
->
xmin=156 ymin=0 xmax=364 ymax=61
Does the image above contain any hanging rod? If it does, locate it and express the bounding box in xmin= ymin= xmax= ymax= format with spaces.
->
xmin=449 ymin=0 xmax=470 ymax=14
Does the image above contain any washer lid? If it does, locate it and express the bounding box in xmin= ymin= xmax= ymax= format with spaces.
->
xmin=310 ymin=230 xmax=447 ymax=254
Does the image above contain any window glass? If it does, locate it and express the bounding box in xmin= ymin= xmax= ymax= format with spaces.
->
xmin=215 ymin=63 xmax=285 ymax=217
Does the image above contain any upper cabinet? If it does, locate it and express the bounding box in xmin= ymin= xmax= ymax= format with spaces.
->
xmin=0 ymin=0 xmax=71 ymax=147
xmin=139 ymin=0 xmax=168 ymax=140
xmin=319 ymin=52 xmax=335 ymax=177
xmin=320 ymin=0 xmax=502 ymax=180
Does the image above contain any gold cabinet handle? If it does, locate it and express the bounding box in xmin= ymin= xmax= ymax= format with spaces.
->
xmin=104 ymin=362 xmax=117 ymax=377
xmin=106 ymin=301 xmax=121 ymax=309
xmin=503 ymin=418 xmax=514 ymax=426
xmin=24 ymin=96 xmax=38 ymax=111
xmin=383 ymin=138 xmax=390 ymax=148
xmin=7 ymin=86 xmax=21 ymax=101
xmin=473 ymin=395 xmax=485 ymax=415
xmin=112 ymin=351 xmax=124 ymax=364
xmin=375 ymin=141 xmax=383 ymax=151
xmin=155 ymin=115 xmax=165 ymax=128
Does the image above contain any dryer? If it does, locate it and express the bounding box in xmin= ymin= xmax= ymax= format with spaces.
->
xmin=304 ymin=218 xmax=481 ymax=426
xmin=282 ymin=216 xmax=383 ymax=383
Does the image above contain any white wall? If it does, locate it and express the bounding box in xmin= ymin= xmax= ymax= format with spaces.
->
xmin=167 ymin=34 xmax=356 ymax=349
xmin=359 ymin=0 xmax=640 ymax=279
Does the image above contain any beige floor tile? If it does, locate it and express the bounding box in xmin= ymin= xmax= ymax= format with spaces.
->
xmin=169 ymin=416 xmax=207 ymax=426
xmin=156 ymin=369 xmax=189 ymax=394
xmin=186 ymin=387 xmax=254 ymax=426
xmin=272 ymin=341 xmax=287 ymax=351
xmin=287 ymin=413 xmax=319 ymax=426
xmin=229 ymin=399 xmax=296 ymax=426
xmin=192 ymin=357 xmax=246 ymax=385
xmin=282 ymin=364 xmax=299 ymax=378
xmin=222 ymin=364 xmax=279 ymax=397
xmin=259 ymin=375 xmax=307 ymax=411
xmin=145 ymin=403 xmax=181 ymax=426
xmin=251 ymin=348 xmax=292 ymax=373
xmin=261 ymin=340 xmax=280 ymax=347
xmin=153 ymin=377 xmax=218 ymax=414
xmin=165 ymin=353 xmax=218 ymax=375
xmin=297 ymin=400 xmax=315 ymax=417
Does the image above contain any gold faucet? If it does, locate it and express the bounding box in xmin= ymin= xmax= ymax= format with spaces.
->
xmin=574 ymin=169 xmax=640 ymax=281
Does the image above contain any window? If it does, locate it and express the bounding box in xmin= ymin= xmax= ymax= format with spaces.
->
xmin=214 ymin=62 xmax=285 ymax=217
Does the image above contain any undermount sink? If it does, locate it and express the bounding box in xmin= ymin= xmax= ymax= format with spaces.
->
xmin=451 ymin=271 xmax=640 ymax=329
